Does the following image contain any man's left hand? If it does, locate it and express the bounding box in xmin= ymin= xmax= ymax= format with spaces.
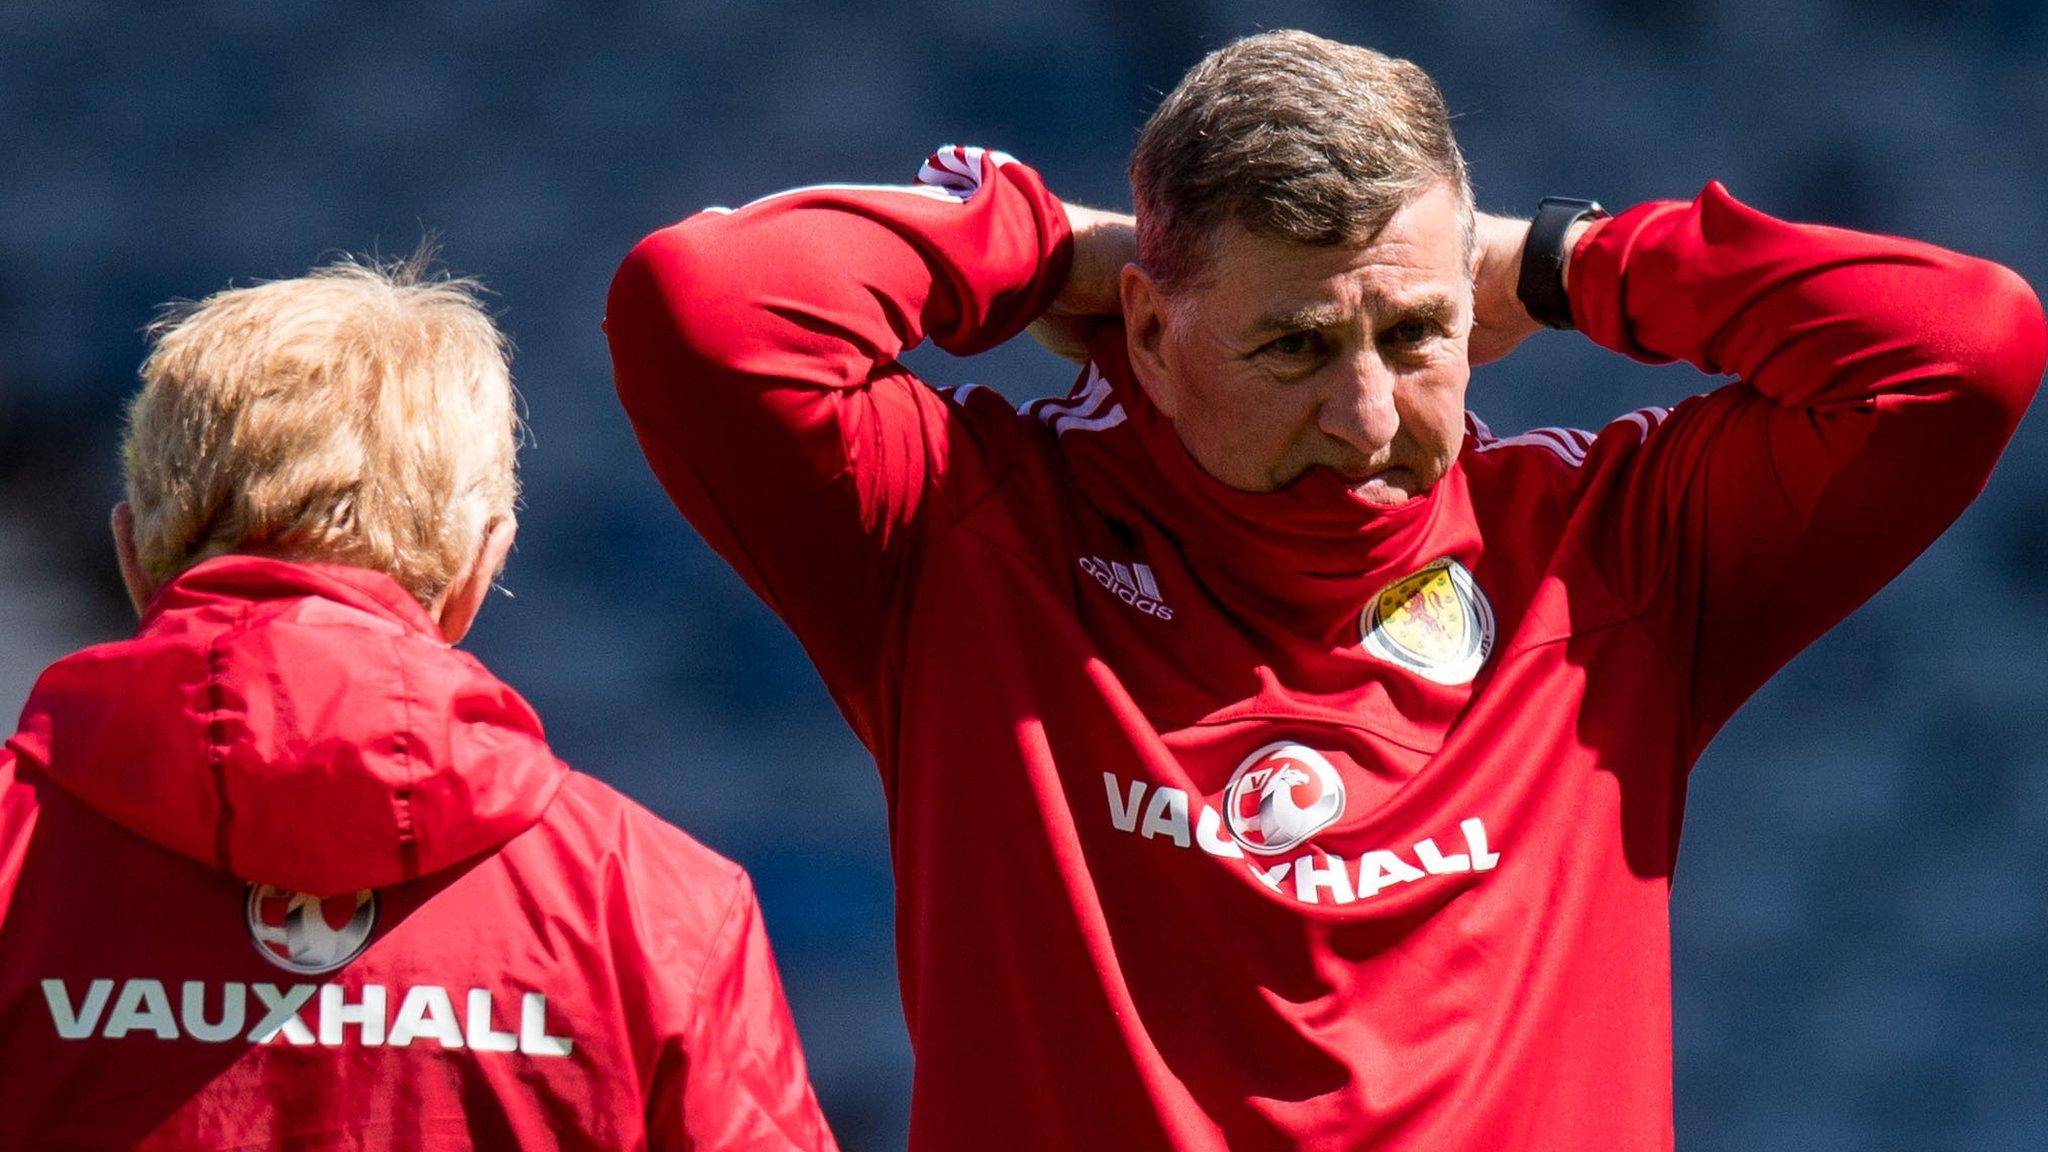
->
xmin=1469 ymin=211 xmax=1544 ymax=366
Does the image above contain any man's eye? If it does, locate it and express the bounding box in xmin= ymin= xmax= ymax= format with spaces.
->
xmin=1266 ymin=333 xmax=1317 ymax=357
xmin=1385 ymin=320 xmax=1436 ymax=346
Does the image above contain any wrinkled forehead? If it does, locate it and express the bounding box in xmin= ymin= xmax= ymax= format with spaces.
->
xmin=1191 ymin=184 xmax=1474 ymax=326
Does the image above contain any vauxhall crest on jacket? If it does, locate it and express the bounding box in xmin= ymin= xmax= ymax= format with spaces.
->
xmin=247 ymin=884 xmax=377 ymax=975
xmin=1222 ymin=743 xmax=1345 ymax=857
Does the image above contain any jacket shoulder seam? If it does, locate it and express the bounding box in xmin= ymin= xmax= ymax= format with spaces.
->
xmin=685 ymin=874 xmax=754 ymax=1023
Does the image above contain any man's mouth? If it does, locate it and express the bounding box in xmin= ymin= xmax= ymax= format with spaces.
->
xmin=1348 ymin=466 xmax=1416 ymax=504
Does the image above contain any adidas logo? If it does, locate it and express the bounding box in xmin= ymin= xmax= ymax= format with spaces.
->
xmin=1079 ymin=556 xmax=1173 ymax=620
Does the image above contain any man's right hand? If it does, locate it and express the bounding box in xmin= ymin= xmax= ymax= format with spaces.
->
xmin=1030 ymin=203 xmax=1136 ymax=363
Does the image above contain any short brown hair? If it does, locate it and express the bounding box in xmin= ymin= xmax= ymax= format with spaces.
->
xmin=1129 ymin=29 xmax=1472 ymax=292
xmin=125 ymin=253 xmax=521 ymax=606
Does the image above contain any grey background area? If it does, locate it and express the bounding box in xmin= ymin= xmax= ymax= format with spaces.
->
xmin=4 ymin=2 xmax=2046 ymax=1148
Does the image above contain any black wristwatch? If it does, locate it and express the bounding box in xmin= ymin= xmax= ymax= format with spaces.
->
xmin=1516 ymin=197 xmax=1607 ymax=330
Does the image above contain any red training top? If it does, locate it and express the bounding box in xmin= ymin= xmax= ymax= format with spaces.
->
xmin=0 ymin=556 xmax=839 ymax=1152
xmin=604 ymin=147 xmax=2045 ymax=1150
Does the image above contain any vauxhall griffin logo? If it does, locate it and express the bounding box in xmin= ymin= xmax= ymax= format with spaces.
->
xmin=1223 ymin=742 xmax=1346 ymax=856
xmin=246 ymin=884 xmax=377 ymax=975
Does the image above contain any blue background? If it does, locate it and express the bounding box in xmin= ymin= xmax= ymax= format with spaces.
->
xmin=3 ymin=3 xmax=2045 ymax=1147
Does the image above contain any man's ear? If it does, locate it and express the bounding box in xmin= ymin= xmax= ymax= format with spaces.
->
xmin=1120 ymin=264 xmax=1180 ymax=420
xmin=111 ymin=503 xmax=156 ymax=618
xmin=436 ymin=519 xmax=517 ymax=644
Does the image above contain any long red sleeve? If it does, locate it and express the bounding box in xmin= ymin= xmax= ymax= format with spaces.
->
xmin=603 ymin=149 xmax=1073 ymax=723
xmin=1565 ymin=183 xmax=2046 ymax=750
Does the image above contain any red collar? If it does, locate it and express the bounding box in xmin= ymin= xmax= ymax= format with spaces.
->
xmin=1056 ymin=332 xmax=1467 ymax=643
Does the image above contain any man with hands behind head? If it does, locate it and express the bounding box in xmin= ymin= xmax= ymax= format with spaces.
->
xmin=607 ymin=29 xmax=2045 ymax=1151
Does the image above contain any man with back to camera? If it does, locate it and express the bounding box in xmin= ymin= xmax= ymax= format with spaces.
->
xmin=604 ymin=28 xmax=2046 ymax=1151
xmin=0 ymin=255 xmax=839 ymax=1151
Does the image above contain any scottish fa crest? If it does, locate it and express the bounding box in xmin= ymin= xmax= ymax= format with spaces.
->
xmin=1360 ymin=557 xmax=1495 ymax=685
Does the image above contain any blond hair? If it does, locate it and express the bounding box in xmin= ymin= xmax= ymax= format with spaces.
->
xmin=1130 ymin=29 xmax=1473 ymax=292
xmin=125 ymin=252 xmax=520 ymax=606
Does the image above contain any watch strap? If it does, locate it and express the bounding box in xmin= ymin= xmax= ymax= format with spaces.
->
xmin=1516 ymin=197 xmax=1607 ymax=330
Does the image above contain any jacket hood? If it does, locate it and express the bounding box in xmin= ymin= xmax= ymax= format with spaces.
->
xmin=7 ymin=555 xmax=567 ymax=896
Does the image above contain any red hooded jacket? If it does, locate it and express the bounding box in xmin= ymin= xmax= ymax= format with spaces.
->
xmin=0 ymin=555 xmax=838 ymax=1152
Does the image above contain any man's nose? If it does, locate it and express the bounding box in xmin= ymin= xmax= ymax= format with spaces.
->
xmin=1318 ymin=356 xmax=1401 ymax=456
